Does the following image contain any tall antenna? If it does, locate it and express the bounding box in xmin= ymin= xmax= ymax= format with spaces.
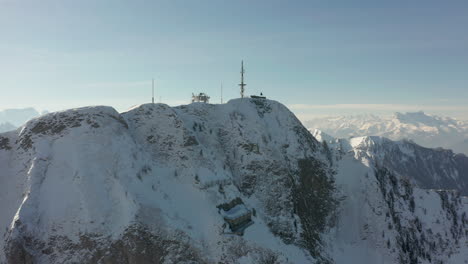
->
xmin=152 ymin=78 xmax=155 ymax=104
xmin=221 ymin=83 xmax=223 ymax=104
xmin=239 ymin=60 xmax=246 ymax=98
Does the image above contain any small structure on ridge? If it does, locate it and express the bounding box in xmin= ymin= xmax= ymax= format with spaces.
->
xmin=192 ymin=93 xmax=210 ymax=103
xmin=251 ymin=92 xmax=266 ymax=99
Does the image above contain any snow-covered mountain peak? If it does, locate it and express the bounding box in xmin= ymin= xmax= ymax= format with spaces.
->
xmin=15 ymin=105 xmax=127 ymax=152
xmin=348 ymin=136 xmax=374 ymax=149
xmin=1 ymin=98 xmax=339 ymax=263
xmin=392 ymin=111 xmax=462 ymax=130
xmin=393 ymin=111 xmax=431 ymax=123
xmin=311 ymin=129 xmax=335 ymax=144
xmin=1 ymin=100 xmax=468 ymax=263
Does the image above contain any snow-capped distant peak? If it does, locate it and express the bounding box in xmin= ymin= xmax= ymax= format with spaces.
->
xmin=305 ymin=111 xmax=468 ymax=155
xmin=0 ymin=107 xmax=44 ymax=127
xmin=0 ymin=122 xmax=16 ymax=133
xmin=311 ymin=129 xmax=335 ymax=143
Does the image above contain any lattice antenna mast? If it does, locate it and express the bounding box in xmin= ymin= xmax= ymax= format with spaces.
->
xmin=152 ymin=78 xmax=155 ymax=104
xmin=239 ymin=60 xmax=246 ymax=98
xmin=221 ymin=83 xmax=223 ymax=104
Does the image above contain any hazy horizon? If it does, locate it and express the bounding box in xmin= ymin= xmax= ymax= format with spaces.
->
xmin=2 ymin=102 xmax=468 ymax=126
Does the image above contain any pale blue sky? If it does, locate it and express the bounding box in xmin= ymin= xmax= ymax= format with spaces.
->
xmin=1 ymin=0 xmax=467 ymax=120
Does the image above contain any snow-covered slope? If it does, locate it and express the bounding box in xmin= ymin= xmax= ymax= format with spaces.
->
xmin=329 ymin=154 xmax=468 ymax=264
xmin=1 ymin=100 xmax=467 ymax=264
xmin=315 ymin=131 xmax=468 ymax=263
xmin=305 ymin=112 xmax=468 ymax=155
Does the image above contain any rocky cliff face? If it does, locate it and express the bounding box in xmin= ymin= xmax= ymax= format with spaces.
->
xmin=1 ymin=101 xmax=467 ymax=264
xmin=314 ymin=131 xmax=468 ymax=196
xmin=355 ymin=137 xmax=468 ymax=195
xmin=328 ymin=154 xmax=468 ymax=264
xmin=315 ymin=130 xmax=468 ymax=263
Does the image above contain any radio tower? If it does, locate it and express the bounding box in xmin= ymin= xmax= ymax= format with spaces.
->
xmin=152 ymin=78 xmax=155 ymax=104
xmin=239 ymin=60 xmax=246 ymax=98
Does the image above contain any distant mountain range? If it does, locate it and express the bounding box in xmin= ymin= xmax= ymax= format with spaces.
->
xmin=305 ymin=111 xmax=468 ymax=155
xmin=0 ymin=122 xmax=15 ymax=133
xmin=0 ymin=108 xmax=44 ymax=132
xmin=451 ymin=139 xmax=468 ymax=157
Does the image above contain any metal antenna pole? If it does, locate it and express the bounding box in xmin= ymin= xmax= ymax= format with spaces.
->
xmin=239 ymin=60 xmax=246 ymax=98
xmin=152 ymin=78 xmax=155 ymax=104
xmin=221 ymin=83 xmax=223 ymax=104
